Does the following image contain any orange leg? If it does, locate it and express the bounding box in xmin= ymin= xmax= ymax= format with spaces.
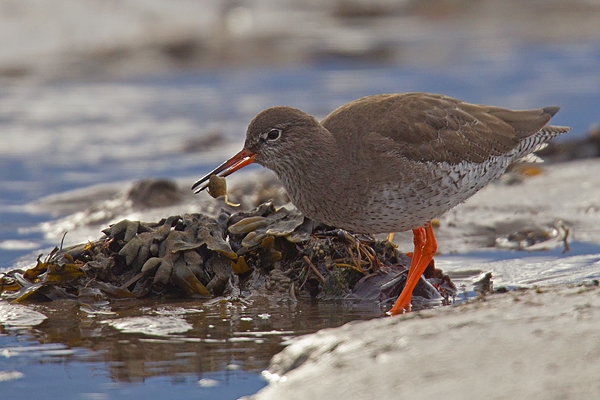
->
xmin=388 ymin=222 xmax=438 ymax=315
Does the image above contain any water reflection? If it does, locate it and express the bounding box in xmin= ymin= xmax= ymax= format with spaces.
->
xmin=0 ymin=297 xmax=381 ymax=386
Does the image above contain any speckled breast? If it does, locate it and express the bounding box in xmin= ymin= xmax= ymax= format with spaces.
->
xmin=291 ymin=156 xmax=516 ymax=234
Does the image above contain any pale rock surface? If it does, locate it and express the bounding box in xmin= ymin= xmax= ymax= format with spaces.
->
xmin=253 ymin=285 xmax=600 ymax=400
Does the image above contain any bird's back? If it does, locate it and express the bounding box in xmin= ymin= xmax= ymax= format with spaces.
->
xmin=321 ymin=93 xmax=569 ymax=165
xmin=313 ymin=93 xmax=570 ymax=233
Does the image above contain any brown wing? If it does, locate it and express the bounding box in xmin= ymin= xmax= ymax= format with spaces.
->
xmin=320 ymin=93 xmax=558 ymax=164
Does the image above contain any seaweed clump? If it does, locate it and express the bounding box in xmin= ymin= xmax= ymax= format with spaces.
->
xmin=0 ymin=201 xmax=456 ymax=310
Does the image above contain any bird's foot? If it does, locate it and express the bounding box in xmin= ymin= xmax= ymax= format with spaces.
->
xmin=388 ymin=222 xmax=438 ymax=316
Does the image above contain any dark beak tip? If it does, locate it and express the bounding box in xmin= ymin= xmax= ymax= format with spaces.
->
xmin=191 ymin=180 xmax=208 ymax=193
xmin=190 ymin=148 xmax=256 ymax=194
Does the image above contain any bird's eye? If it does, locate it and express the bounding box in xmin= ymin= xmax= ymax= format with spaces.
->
xmin=266 ymin=129 xmax=282 ymax=141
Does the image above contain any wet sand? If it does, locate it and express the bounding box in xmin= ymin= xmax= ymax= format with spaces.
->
xmin=252 ymin=284 xmax=600 ymax=400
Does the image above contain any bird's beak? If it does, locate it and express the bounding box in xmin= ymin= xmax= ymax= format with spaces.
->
xmin=191 ymin=148 xmax=257 ymax=194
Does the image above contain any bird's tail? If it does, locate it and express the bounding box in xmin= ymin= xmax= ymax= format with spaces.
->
xmin=538 ymin=124 xmax=572 ymax=139
xmin=516 ymin=125 xmax=571 ymax=163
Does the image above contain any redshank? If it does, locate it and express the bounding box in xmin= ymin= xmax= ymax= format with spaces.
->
xmin=192 ymin=93 xmax=570 ymax=315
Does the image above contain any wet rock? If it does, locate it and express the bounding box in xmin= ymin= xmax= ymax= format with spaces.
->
xmin=495 ymin=222 xmax=569 ymax=251
xmin=353 ymin=267 xmax=444 ymax=311
xmin=127 ymin=179 xmax=185 ymax=209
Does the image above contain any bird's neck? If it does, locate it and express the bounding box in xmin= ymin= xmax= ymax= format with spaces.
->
xmin=273 ymin=128 xmax=341 ymax=217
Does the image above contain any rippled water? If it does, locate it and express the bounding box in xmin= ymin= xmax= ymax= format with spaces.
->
xmin=0 ymin=297 xmax=382 ymax=398
xmin=1 ymin=41 xmax=600 ymax=399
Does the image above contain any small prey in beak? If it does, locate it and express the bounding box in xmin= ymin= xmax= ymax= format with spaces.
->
xmin=192 ymin=149 xmax=256 ymax=194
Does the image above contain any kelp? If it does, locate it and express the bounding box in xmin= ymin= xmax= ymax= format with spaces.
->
xmin=1 ymin=201 xmax=456 ymax=310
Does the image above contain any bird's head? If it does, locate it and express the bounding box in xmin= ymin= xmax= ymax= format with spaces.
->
xmin=191 ymin=106 xmax=322 ymax=193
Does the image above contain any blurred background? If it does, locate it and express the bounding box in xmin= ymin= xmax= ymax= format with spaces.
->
xmin=1 ymin=1 xmax=600 ymax=398
xmin=2 ymin=0 xmax=600 ymax=79
xmin=2 ymin=0 xmax=598 ymax=213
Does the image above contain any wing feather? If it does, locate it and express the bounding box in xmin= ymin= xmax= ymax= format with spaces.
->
xmin=321 ymin=93 xmax=560 ymax=164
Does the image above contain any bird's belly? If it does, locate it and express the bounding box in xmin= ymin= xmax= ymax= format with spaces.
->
xmin=333 ymin=185 xmax=453 ymax=233
xmin=296 ymin=159 xmax=509 ymax=234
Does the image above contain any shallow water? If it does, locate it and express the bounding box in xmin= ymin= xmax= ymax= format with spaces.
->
xmin=439 ymin=241 xmax=600 ymax=297
xmin=0 ymin=297 xmax=382 ymax=399
xmin=1 ymin=41 xmax=600 ymax=399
